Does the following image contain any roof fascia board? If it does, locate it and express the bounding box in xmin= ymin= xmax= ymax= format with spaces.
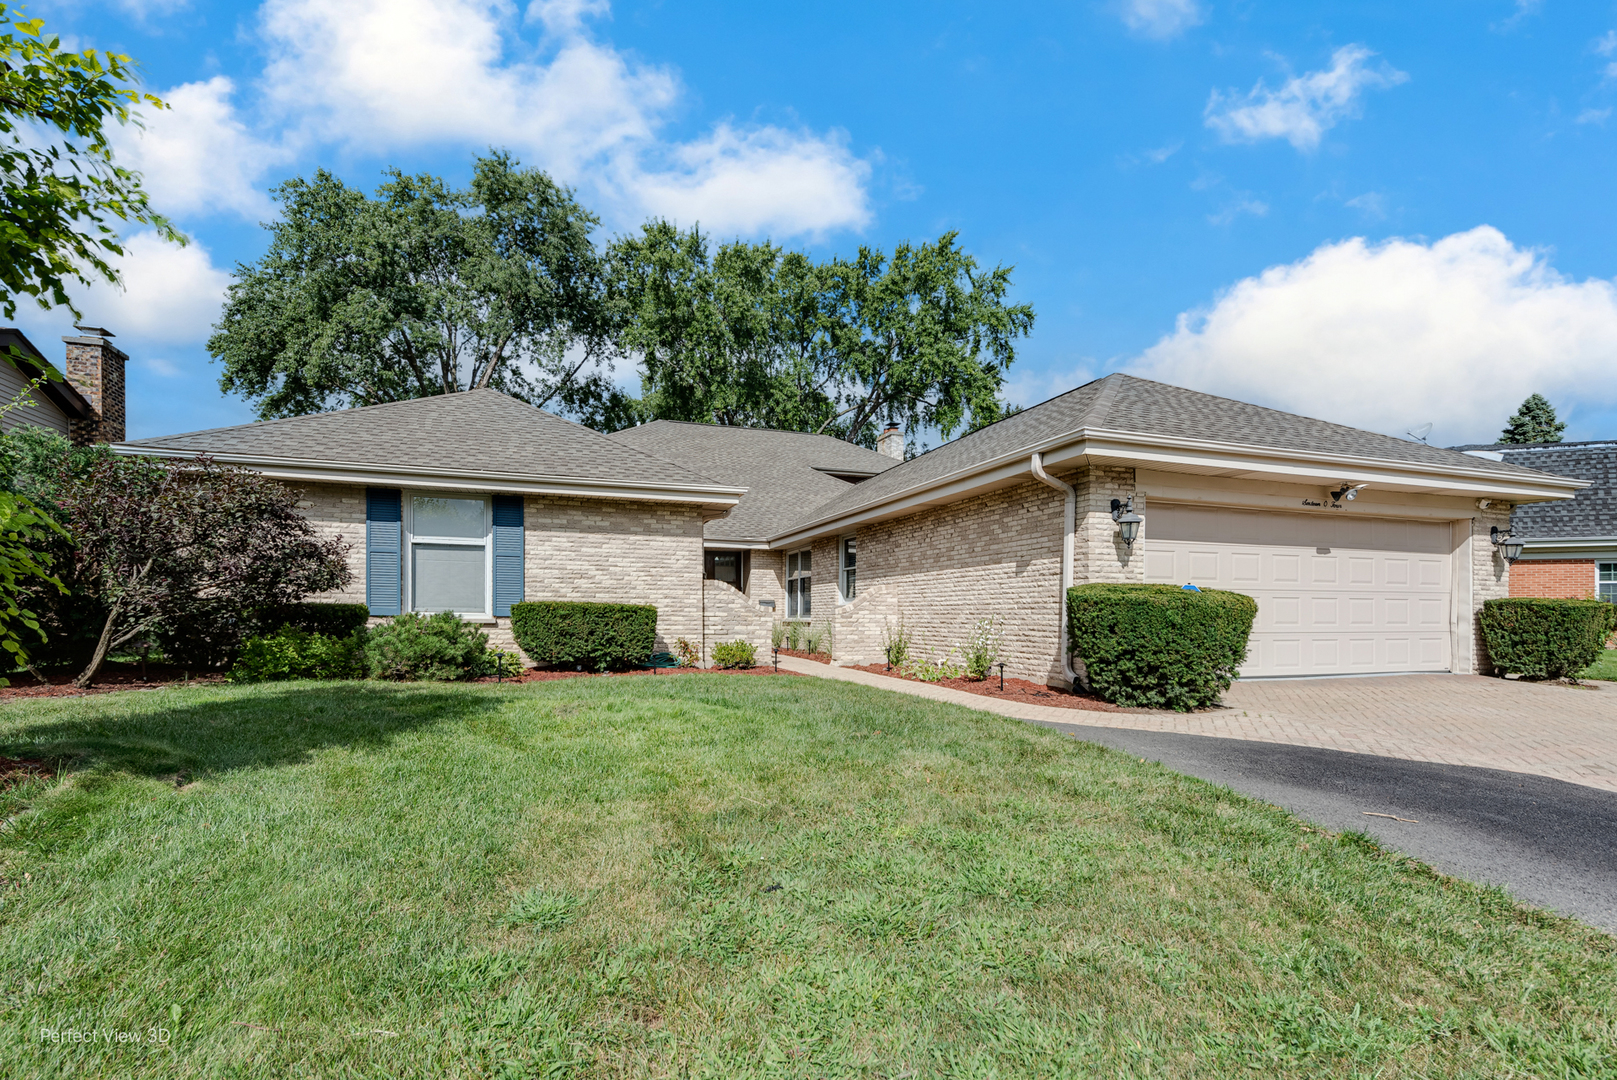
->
xmin=768 ymin=430 xmax=1585 ymax=546
xmin=1520 ymin=537 xmax=1617 ymax=554
xmin=702 ymin=539 xmax=773 ymax=550
xmin=110 ymin=445 xmax=745 ymax=506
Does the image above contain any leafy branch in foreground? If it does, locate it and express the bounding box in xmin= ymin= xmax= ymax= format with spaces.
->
xmin=0 ymin=3 xmax=183 ymax=319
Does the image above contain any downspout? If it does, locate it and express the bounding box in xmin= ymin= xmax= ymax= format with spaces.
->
xmin=1029 ymin=453 xmax=1078 ymax=690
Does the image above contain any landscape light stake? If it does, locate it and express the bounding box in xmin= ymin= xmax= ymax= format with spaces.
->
xmin=773 ymin=646 xmax=778 ymax=673
xmin=997 ymin=662 xmax=1005 ymax=692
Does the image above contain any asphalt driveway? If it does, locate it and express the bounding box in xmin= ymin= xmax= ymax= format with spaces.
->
xmin=1030 ymin=720 xmax=1617 ymax=934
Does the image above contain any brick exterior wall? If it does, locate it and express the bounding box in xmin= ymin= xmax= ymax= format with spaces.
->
xmin=834 ymin=468 xmax=1089 ymax=685
xmin=702 ymin=579 xmax=774 ymax=664
xmin=290 ymin=481 xmax=705 ymax=663
xmin=1469 ymin=504 xmax=1514 ymax=675
xmin=63 ymin=336 xmax=126 ymax=445
xmin=1076 ymin=464 xmax=1144 ymax=584
xmin=1510 ymin=558 xmax=1598 ymax=599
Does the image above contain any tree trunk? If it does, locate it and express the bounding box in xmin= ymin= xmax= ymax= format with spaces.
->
xmin=74 ymin=602 xmax=123 ymax=689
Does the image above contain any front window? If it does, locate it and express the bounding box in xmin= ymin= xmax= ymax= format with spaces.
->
xmin=786 ymin=549 xmax=812 ymax=619
xmin=840 ymin=536 xmax=856 ymax=601
xmin=1600 ymin=562 xmax=1617 ymax=604
xmin=408 ymin=494 xmax=490 ymax=615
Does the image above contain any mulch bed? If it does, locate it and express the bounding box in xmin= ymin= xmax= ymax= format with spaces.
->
xmin=774 ymin=649 xmax=832 ymax=665
xmin=1 ymin=662 xmax=225 ymax=701
xmin=0 ymin=755 xmax=56 ymax=788
xmin=470 ymin=666 xmax=801 ymax=684
xmin=846 ymin=664 xmax=1141 ymax=713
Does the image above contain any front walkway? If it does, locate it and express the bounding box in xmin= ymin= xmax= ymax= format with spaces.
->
xmin=774 ymin=658 xmax=1617 ymax=794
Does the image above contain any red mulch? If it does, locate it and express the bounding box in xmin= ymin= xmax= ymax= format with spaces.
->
xmin=1 ymin=662 xmax=224 ymax=701
xmin=846 ymin=664 xmax=1140 ymax=712
xmin=470 ymin=665 xmax=801 ymax=684
xmin=775 ymin=649 xmax=831 ymax=665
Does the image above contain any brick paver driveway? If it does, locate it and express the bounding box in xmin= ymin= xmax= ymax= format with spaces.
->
xmin=1218 ymin=675 xmax=1617 ymax=793
xmin=779 ymin=659 xmax=1617 ymax=794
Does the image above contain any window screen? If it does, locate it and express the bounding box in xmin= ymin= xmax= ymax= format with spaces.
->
xmin=412 ymin=496 xmax=486 ymax=538
xmin=1600 ymin=562 xmax=1616 ymax=604
xmin=413 ymin=544 xmax=486 ymax=613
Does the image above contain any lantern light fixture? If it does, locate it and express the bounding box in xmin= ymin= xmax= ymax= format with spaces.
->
xmin=1491 ymin=525 xmax=1525 ymax=564
xmin=1110 ymin=497 xmax=1144 ymax=550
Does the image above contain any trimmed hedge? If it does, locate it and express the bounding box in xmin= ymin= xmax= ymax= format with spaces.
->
xmin=1480 ymin=597 xmax=1617 ymax=680
xmin=364 ymin=611 xmax=490 ymax=681
xmin=261 ymin=602 xmax=371 ymax=638
xmin=229 ymin=627 xmax=367 ymax=683
xmin=510 ymin=601 xmax=657 ymax=671
xmin=1067 ymin=583 xmax=1257 ymax=711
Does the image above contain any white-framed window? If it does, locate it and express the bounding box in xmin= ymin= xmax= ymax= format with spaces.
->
xmin=840 ymin=536 xmax=857 ymax=601
xmin=1600 ymin=562 xmax=1617 ymax=604
xmin=405 ymin=493 xmax=492 ymax=617
xmin=786 ymin=548 xmax=812 ymax=620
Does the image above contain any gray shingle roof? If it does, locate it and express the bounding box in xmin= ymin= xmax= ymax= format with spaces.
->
xmin=607 ymin=420 xmax=900 ymax=542
xmin=1449 ymin=441 xmax=1615 ymax=540
xmin=118 ymin=389 xmax=728 ymax=491
xmin=798 ymin=374 xmax=1561 ymax=530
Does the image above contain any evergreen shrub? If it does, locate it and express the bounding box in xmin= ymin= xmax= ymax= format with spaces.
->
xmin=1067 ymin=583 xmax=1257 ymax=711
xmin=364 ymin=612 xmax=490 ymax=681
xmin=1479 ymin=597 xmax=1617 ymax=679
xmin=509 ymin=601 xmax=657 ymax=671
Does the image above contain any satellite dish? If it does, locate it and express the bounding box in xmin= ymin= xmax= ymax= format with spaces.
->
xmin=1406 ymin=422 xmax=1433 ymax=444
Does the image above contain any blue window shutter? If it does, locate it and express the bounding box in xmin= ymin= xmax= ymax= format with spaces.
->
xmin=366 ymin=488 xmax=403 ymax=616
xmin=492 ymin=494 xmax=524 ymax=617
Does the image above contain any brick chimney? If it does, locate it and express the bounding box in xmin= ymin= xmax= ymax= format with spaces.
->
xmin=878 ymin=423 xmax=904 ymax=461
xmin=63 ymin=326 xmax=126 ymax=445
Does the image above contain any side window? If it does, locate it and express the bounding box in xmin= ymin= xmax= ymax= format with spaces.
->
xmin=1600 ymin=562 xmax=1617 ymax=604
xmin=786 ymin=549 xmax=812 ymax=619
xmin=840 ymin=536 xmax=856 ymax=601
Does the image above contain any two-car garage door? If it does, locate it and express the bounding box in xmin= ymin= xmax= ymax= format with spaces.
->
xmin=1141 ymin=504 xmax=1455 ymax=678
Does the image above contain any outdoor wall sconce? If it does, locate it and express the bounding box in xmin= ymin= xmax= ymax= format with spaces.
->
xmin=1110 ymin=497 xmax=1143 ymax=550
xmin=1330 ymin=483 xmax=1366 ymax=503
xmin=1491 ymin=526 xmax=1524 ymax=564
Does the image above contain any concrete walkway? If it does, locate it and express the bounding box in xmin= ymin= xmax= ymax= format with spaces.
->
xmin=775 ymin=658 xmax=1617 ymax=794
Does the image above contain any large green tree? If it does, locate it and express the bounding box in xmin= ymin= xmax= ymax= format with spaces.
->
xmin=611 ymin=225 xmax=1033 ymax=448
xmin=210 ymin=152 xmax=635 ymax=428
xmin=0 ymin=4 xmax=181 ymax=319
xmin=1499 ymin=393 xmax=1566 ymax=445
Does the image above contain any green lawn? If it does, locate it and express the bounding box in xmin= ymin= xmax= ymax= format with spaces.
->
xmin=1583 ymin=649 xmax=1617 ymax=681
xmin=0 ymin=677 xmax=1612 ymax=1078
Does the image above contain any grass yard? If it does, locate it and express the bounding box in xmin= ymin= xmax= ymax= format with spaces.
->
xmin=0 ymin=676 xmax=1613 ymax=1078
xmin=1583 ymin=649 xmax=1617 ymax=682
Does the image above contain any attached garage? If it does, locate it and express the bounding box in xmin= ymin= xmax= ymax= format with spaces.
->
xmin=1142 ymin=503 xmax=1457 ymax=678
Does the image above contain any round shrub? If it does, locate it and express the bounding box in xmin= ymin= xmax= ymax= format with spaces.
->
xmin=1067 ymin=583 xmax=1257 ymax=711
xmin=364 ymin=611 xmax=491 ymax=681
xmin=1480 ymin=597 xmax=1617 ymax=680
xmin=710 ymin=639 xmax=756 ymax=669
xmin=509 ymin=601 xmax=657 ymax=671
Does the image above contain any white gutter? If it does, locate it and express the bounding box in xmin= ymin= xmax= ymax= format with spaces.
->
xmin=1029 ymin=452 xmax=1078 ymax=691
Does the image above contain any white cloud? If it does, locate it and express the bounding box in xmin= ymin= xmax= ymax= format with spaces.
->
xmin=1129 ymin=226 xmax=1617 ymax=445
xmin=112 ymin=0 xmax=192 ymax=17
xmin=1205 ymin=45 xmax=1408 ymax=151
xmin=1577 ymin=108 xmax=1612 ymax=125
xmin=1117 ymin=0 xmax=1204 ymax=39
xmin=111 ymin=77 xmax=290 ymax=220
xmin=1597 ymin=31 xmax=1617 ymax=56
xmin=61 ymin=232 xmax=232 ymax=346
xmin=1207 ymin=196 xmax=1267 ymax=225
xmin=257 ymin=0 xmax=870 ymax=236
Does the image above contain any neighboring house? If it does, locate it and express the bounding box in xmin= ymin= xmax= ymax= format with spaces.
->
xmin=113 ymin=374 xmax=1585 ymax=681
xmin=1451 ymin=440 xmax=1616 ymax=604
xmin=0 ymin=326 xmax=124 ymax=443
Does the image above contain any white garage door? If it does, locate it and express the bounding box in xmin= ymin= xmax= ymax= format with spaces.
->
xmin=1141 ymin=504 xmax=1454 ymax=678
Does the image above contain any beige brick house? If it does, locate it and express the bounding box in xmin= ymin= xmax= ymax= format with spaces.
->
xmin=115 ymin=374 xmax=1586 ymax=681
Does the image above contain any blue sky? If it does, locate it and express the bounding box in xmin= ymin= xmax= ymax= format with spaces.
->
xmin=20 ymin=0 xmax=1617 ymax=445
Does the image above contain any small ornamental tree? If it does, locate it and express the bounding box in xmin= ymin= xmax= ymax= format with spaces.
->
xmin=55 ymin=455 xmax=350 ymax=687
xmin=1499 ymin=394 xmax=1566 ymax=445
